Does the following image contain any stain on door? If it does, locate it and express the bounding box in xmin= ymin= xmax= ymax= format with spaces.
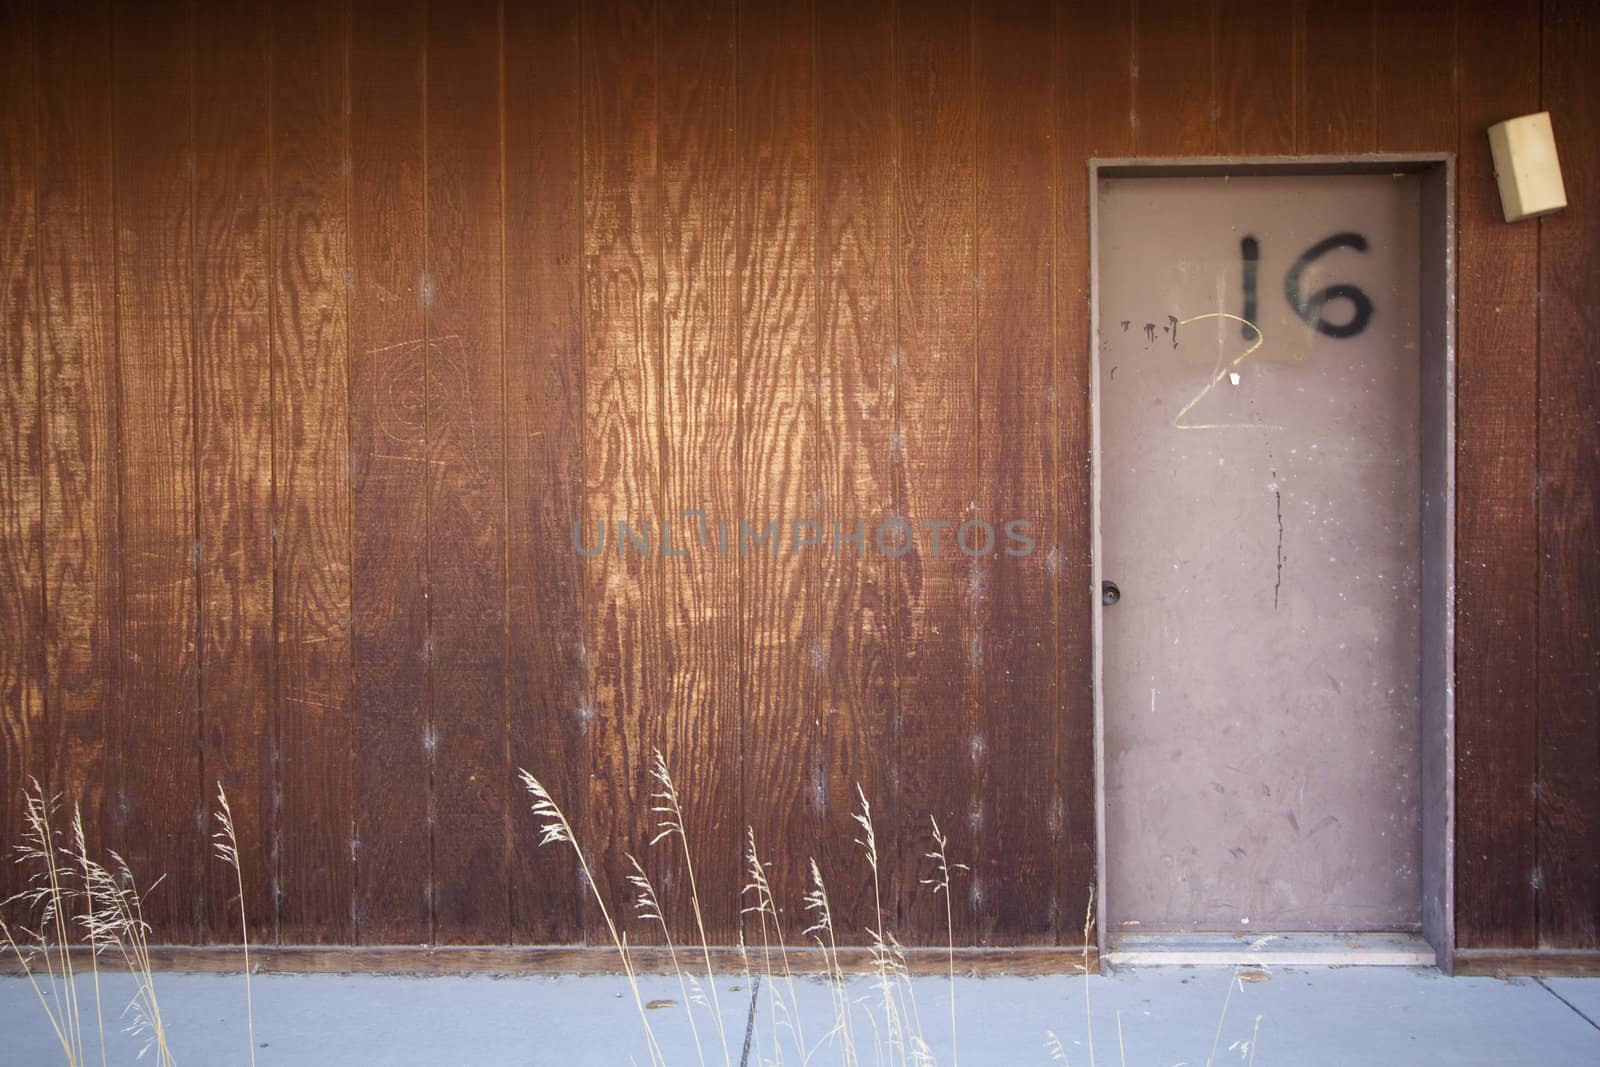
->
xmin=1098 ymin=173 xmax=1423 ymax=932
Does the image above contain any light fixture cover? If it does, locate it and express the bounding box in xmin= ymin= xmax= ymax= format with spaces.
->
xmin=1487 ymin=111 xmax=1567 ymax=222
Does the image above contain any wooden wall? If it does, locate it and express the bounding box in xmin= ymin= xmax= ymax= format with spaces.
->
xmin=0 ymin=0 xmax=1594 ymax=955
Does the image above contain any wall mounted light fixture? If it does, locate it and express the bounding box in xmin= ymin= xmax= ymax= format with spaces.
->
xmin=1487 ymin=111 xmax=1568 ymax=223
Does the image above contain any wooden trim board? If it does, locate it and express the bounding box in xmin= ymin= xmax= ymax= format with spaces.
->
xmin=1454 ymin=949 xmax=1600 ymax=978
xmin=0 ymin=945 xmax=1099 ymax=978
xmin=12 ymin=942 xmax=1598 ymax=976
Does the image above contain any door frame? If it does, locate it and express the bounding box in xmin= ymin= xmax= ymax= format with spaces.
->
xmin=1087 ymin=155 xmax=1457 ymax=970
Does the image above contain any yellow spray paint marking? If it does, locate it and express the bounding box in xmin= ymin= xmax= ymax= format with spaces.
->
xmin=1172 ymin=311 xmax=1276 ymax=430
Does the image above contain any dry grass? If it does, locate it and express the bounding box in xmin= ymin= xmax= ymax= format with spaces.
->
xmin=741 ymin=828 xmax=805 ymax=1063
xmin=921 ymin=815 xmax=965 ymax=1067
xmin=510 ymin=754 xmax=1264 ymax=1067
xmin=650 ymin=750 xmax=732 ymax=1066
xmin=628 ymin=853 xmax=708 ymax=1066
xmin=520 ymin=768 xmax=667 ymax=1067
xmin=2 ymin=780 xmax=175 ymax=1066
xmin=2 ymin=779 xmax=264 ymax=1067
xmin=211 ymin=783 xmax=255 ymax=1067
xmin=801 ymin=858 xmax=854 ymax=1065
xmin=1081 ymin=886 xmax=1096 ymax=1067
xmin=3 ymin=764 xmax=1264 ymax=1066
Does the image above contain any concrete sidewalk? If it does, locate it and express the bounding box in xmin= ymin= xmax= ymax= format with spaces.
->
xmin=3 ymin=966 xmax=1597 ymax=1065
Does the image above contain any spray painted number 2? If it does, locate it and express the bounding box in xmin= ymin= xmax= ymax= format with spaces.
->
xmin=1239 ymin=232 xmax=1374 ymax=340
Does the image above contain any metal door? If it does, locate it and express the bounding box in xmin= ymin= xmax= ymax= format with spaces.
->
xmin=1097 ymin=172 xmax=1423 ymax=933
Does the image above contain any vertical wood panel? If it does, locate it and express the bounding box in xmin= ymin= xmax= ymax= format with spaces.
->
xmin=194 ymin=0 xmax=275 ymax=944
xmin=1537 ymin=0 xmax=1600 ymax=950
xmin=739 ymin=0 xmax=821 ymax=940
xmin=426 ymin=0 xmax=509 ymax=945
xmin=582 ymin=0 xmax=668 ymax=938
xmin=113 ymin=0 xmax=204 ymax=940
xmin=974 ymin=0 xmax=1057 ymax=945
xmin=893 ymin=0 xmax=979 ymax=944
xmin=504 ymin=0 xmax=586 ymax=945
xmin=349 ymin=0 xmax=432 ymax=943
xmin=0 ymin=0 xmax=45 ymax=895
xmin=1297 ymin=0 xmax=1376 ymax=154
xmin=1056 ymin=0 xmax=1133 ymax=945
xmin=1133 ymin=0 xmax=1215 ymax=155
xmin=1375 ymin=0 xmax=1457 ymax=151
xmin=1214 ymin=0 xmax=1296 ymax=155
xmin=273 ymin=0 xmax=355 ymax=944
xmin=814 ymin=0 xmax=897 ymax=940
xmin=37 ymin=0 xmax=120 ymax=846
xmin=659 ymin=0 xmax=742 ymax=942
xmin=1452 ymin=0 xmax=1539 ymax=950
xmin=2 ymin=0 xmax=1595 ymax=955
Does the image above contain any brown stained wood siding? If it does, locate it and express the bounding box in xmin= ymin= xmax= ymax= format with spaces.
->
xmin=814 ymin=0 xmax=897 ymax=946
xmin=424 ymin=0 xmax=509 ymax=947
xmin=36 ymin=0 xmax=120 ymax=859
xmin=892 ymin=0 xmax=981 ymax=946
xmin=0 ymin=0 xmax=45 ymax=892
xmin=580 ymin=0 xmax=668 ymax=948
xmin=1055 ymin=0 xmax=1132 ymax=949
xmin=272 ymin=0 xmax=356 ymax=946
xmin=193 ymin=0 xmax=274 ymax=945
xmin=736 ymin=0 xmax=821 ymax=944
xmin=111 ymin=0 xmax=205 ymax=941
xmin=974 ymin=0 xmax=1057 ymax=944
xmin=659 ymin=0 xmax=742 ymax=944
xmin=348 ymin=0 xmax=431 ymax=943
xmin=1537 ymin=0 xmax=1600 ymax=950
xmin=0 ymin=0 xmax=1595 ymax=954
xmin=1453 ymin=0 xmax=1540 ymax=950
xmin=502 ymin=0 xmax=586 ymax=946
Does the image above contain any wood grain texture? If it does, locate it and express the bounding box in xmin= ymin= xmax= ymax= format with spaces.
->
xmin=974 ymin=0 xmax=1058 ymax=945
xmin=0 ymin=0 xmax=45 ymax=902
xmin=503 ymin=0 xmax=586 ymax=945
xmin=814 ymin=0 xmax=897 ymax=943
xmin=273 ymin=0 xmax=355 ymax=945
xmin=112 ymin=0 xmax=204 ymax=940
xmin=1453 ymin=949 xmax=1600 ymax=978
xmin=893 ymin=0 xmax=980 ymax=946
xmin=1132 ymin=0 xmax=1215 ymax=155
xmin=1056 ymin=0 xmax=1132 ymax=953
xmin=1297 ymin=0 xmax=1376 ymax=154
xmin=0 ymin=0 xmax=1594 ymax=958
xmin=1375 ymin=0 xmax=1457 ymax=151
xmin=658 ymin=0 xmax=742 ymax=943
xmin=425 ymin=0 xmax=509 ymax=945
xmin=36 ymin=0 xmax=120 ymax=845
xmin=349 ymin=0 xmax=432 ymax=943
xmin=1057 ymin=0 xmax=1134 ymax=950
xmin=1452 ymin=0 xmax=1540 ymax=951
xmin=581 ymin=0 xmax=668 ymax=941
xmin=738 ymin=0 xmax=822 ymax=942
xmin=1537 ymin=0 xmax=1600 ymax=951
xmin=1214 ymin=0 xmax=1296 ymax=155
xmin=193 ymin=0 xmax=275 ymax=944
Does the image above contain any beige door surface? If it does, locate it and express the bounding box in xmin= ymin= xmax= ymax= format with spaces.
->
xmin=1098 ymin=173 xmax=1423 ymax=933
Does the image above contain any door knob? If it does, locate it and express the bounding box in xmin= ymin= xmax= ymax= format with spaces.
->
xmin=1102 ymin=580 xmax=1121 ymax=606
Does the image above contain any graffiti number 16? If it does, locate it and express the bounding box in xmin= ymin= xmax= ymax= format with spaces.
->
xmin=1239 ymin=232 xmax=1374 ymax=340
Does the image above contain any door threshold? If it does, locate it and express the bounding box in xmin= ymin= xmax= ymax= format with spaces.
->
xmin=1106 ymin=931 xmax=1435 ymax=967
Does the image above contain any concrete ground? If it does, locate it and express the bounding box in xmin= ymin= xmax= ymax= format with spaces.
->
xmin=3 ymin=967 xmax=1597 ymax=1065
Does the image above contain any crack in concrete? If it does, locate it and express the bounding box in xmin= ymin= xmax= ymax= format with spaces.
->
xmin=738 ymin=972 xmax=762 ymax=1066
xmin=1537 ymin=977 xmax=1600 ymax=1033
